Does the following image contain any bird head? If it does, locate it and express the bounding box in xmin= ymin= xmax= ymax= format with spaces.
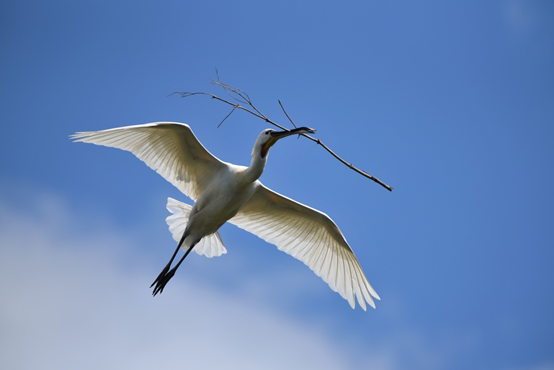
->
xmin=255 ymin=127 xmax=316 ymax=158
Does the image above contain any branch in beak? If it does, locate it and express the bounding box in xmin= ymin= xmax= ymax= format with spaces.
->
xmin=261 ymin=127 xmax=316 ymax=158
xmin=270 ymin=127 xmax=316 ymax=139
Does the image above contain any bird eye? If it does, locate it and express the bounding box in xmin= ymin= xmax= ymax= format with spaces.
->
xmin=265 ymin=131 xmax=269 ymax=135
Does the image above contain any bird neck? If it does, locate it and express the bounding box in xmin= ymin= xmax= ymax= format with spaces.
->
xmin=243 ymin=149 xmax=267 ymax=183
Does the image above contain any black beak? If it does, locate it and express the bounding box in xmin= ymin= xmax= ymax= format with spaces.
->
xmin=270 ymin=126 xmax=316 ymax=139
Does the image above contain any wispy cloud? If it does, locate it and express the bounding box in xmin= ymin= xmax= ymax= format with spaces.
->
xmin=0 ymin=194 xmax=350 ymax=369
xmin=0 ymin=192 xmax=444 ymax=370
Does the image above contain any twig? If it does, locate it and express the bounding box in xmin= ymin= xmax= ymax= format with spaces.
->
xmin=217 ymin=105 xmax=238 ymax=128
xmin=278 ymin=100 xmax=298 ymax=128
xmin=169 ymin=80 xmax=393 ymax=192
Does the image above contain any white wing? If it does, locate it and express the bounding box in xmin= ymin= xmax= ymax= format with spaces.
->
xmin=228 ymin=184 xmax=380 ymax=310
xmin=71 ymin=122 xmax=226 ymax=201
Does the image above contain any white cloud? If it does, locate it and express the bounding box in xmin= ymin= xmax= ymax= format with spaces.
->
xmin=0 ymin=194 xmax=377 ymax=370
xmin=0 ymin=192 xmax=447 ymax=370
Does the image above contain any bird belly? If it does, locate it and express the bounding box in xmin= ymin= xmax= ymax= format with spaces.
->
xmin=186 ymin=180 xmax=256 ymax=241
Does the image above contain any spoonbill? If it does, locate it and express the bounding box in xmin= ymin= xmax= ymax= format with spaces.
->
xmin=72 ymin=122 xmax=380 ymax=309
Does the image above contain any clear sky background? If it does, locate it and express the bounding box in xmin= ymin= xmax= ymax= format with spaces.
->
xmin=1 ymin=1 xmax=553 ymax=369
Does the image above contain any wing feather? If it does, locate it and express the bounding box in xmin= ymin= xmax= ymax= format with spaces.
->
xmin=71 ymin=122 xmax=226 ymax=201
xmin=229 ymin=183 xmax=379 ymax=310
xmin=165 ymin=197 xmax=227 ymax=258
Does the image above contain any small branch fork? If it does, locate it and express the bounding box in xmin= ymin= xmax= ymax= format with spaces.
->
xmin=170 ymin=73 xmax=393 ymax=192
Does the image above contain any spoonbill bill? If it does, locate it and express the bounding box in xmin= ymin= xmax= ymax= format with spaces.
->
xmin=72 ymin=122 xmax=380 ymax=309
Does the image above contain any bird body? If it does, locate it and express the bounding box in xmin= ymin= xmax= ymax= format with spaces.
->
xmin=72 ymin=122 xmax=380 ymax=310
xmin=184 ymin=165 xmax=257 ymax=249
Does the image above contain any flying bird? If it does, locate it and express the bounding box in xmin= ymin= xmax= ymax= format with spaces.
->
xmin=72 ymin=122 xmax=380 ymax=309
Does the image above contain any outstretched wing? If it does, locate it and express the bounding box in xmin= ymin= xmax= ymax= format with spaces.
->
xmin=228 ymin=183 xmax=379 ymax=310
xmin=71 ymin=122 xmax=226 ymax=201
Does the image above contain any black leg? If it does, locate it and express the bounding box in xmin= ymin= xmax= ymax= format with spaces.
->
xmin=150 ymin=230 xmax=188 ymax=291
xmin=151 ymin=240 xmax=197 ymax=296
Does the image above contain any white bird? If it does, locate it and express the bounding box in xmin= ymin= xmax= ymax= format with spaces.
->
xmin=72 ymin=122 xmax=380 ymax=309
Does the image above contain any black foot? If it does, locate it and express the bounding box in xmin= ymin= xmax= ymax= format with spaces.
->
xmin=150 ymin=262 xmax=171 ymax=289
xmin=151 ymin=267 xmax=177 ymax=296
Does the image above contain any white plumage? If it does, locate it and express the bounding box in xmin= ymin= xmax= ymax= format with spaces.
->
xmin=72 ymin=122 xmax=379 ymax=310
xmin=166 ymin=198 xmax=226 ymax=258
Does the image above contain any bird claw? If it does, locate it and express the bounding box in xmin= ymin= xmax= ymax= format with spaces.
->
xmin=151 ymin=267 xmax=176 ymax=296
xmin=150 ymin=262 xmax=171 ymax=288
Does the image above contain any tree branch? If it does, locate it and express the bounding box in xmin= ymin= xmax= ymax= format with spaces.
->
xmin=169 ymin=79 xmax=393 ymax=192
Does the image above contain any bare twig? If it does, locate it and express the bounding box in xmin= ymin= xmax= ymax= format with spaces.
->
xmin=170 ymin=80 xmax=393 ymax=191
xmin=212 ymin=70 xmax=268 ymax=120
xmin=217 ymin=105 xmax=238 ymax=128
xmin=278 ymin=100 xmax=298 ymax=129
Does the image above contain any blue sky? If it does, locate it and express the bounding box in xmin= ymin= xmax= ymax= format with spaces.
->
xmin=1 ymin=1 xmax=553 ymax=369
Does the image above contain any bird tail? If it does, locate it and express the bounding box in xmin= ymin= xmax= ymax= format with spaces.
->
xmin=166 ymin=197 xmax=227 ymax=258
